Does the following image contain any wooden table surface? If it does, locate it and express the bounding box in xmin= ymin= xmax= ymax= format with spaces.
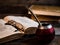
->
xmin=0 ymin=35 xmax=60 ymax=45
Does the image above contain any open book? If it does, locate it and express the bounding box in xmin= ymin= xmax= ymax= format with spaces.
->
xmin=0 ymin=16 xmax=38 ymax=43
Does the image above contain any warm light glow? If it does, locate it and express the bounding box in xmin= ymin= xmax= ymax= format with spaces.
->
xmin=40 ymin=26 xmax=44 ymax=30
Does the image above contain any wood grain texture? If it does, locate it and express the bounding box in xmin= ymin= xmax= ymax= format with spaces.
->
xmin=29 ymin=5 xmax=60 ymax=16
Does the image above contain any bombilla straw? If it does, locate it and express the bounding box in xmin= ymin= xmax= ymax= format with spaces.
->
xmin=26 ymin=7 xmax=42 ymax=27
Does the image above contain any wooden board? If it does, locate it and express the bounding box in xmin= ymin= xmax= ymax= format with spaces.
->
xmin=29 ymin=5 xmax=60 ymax=16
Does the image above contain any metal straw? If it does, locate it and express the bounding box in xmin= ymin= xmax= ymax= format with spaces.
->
xmin=26 ymin=7 xmax=42 ymax=27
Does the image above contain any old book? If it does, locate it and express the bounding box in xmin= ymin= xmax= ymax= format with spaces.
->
xmin=0 ymin=16 xmax=38 ymax=43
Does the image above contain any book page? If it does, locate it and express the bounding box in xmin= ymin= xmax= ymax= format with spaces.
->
xmin=0 ymin=19 xmax=24 ymax=39
xmin=4 ymin=16 xmax=39 ymax=34
xmin=4 ymin=16 xmax=38 ymax=29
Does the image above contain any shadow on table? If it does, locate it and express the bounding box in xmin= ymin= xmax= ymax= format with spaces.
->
xmin=0 ymin=36 xmax=56 ymax=45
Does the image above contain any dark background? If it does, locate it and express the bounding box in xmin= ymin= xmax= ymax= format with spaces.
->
xmin=0 ymin=0 xmax=60 ymax=18
xmin=0 ymin=0 xmax=60 ymax=6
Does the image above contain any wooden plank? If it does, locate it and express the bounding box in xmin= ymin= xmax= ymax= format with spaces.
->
xmin=29 ymin=5 xmax=60 ymax=16
xmin=31 ymin=15 xmax=60 ymax=21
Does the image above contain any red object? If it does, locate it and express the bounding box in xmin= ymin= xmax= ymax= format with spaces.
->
xmin=36 ymin=24 xmax=55 ymax=43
